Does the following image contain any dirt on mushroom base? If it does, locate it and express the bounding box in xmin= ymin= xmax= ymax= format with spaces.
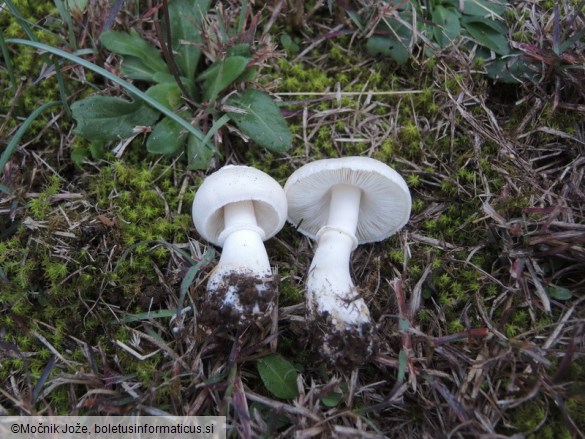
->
xmin=312 ymin=310 xmax=376 ymax=370
xmin=199 ymin=271 xmax=278 ymax=328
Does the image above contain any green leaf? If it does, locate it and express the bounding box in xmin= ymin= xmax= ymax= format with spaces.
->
xmin=146 ymin=116 xmax=188 ymax=154
xmin=187 ymin=133 xmax=215 ymax=170
xmin=0 ymin=183 xmax=13 ymax=195
xmin=119 ymin=57 xmax=159 ymax=82
xmin=227 ymin=43 xmax=252 ymax=58
xmin=145 ymin=83 xmax=182 ymax=109
xmin=444 ymin=0 xmax=505 ymax=17
xmin=366 ymin=35 xmax=410 ymax=64
xmin=199 ymin=56 xmax=250 ymax=103
xmin=66 ymin=0 xmax=88 ymax=11
xmin=257 ymin=354 xmax=299 ymax=400
xmin=546 ymin=285 xmax=573 ymax=301
xmin=321 ymin=392 xmax=343 ymax=408
xmin=365 ymin=14 xmax=414 ymax=65
xmin=71 ymin=96 xmax=160 ymax=142
xmin=280 ymin=33 xmax=300 ymax=54
xmin=557 ymin=28 xmax=585 ymax=55
xmin=462 ymin=17 xmax=509 ymax=55
xmin=432 ymin=6 xmax=461 ymax=48
xmin=346 ymin=9 xmax=364 ymax=31
xmin=70 ymin=145 xmax=89 ymax=167
xmin=166 ymin=0 xmax=211 ymax=88
xmin=100 ymin=29 xmax=169 ymax=76
xmin=89 ymin=142 xmax=107 ymax=160
xmin=236 ymin=67 xmax=257 ymax=83
xmin=485 ymin=53 xmax=540 ymax=83
xmin=225 ymin=89 xmax=292 ymax=152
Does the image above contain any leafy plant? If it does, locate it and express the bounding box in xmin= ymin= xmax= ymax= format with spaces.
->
xmin=488 ymin=1 xmax=585 ymax=88
xmin=71 ymin=0 xmax=292 ymax=169
xmin=356 ymin=0 xmax=511 ymax=69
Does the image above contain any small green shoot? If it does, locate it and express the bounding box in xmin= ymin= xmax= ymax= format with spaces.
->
xmin=546 ymin=285 xmax=573 ymax=301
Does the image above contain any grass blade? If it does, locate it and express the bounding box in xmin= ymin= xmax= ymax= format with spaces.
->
xmin=5 ymin=38 xmax=217 ymax=154
xmin=0 ymin=101 xmax=62 ymax=180
xmin=0 ymin=31 xmax=17 ymax=92
xmin=119 ymin=309 xmax=178 ymax=324
xmin=114 ymin=240 xmax=200 ymax=272
xmin=32 ymin=355 xmax=57 ymax=404
xmin=177 ymin=249 xmax=215 ymax=320
xmin=4 ymin=0 xmax=71 ymax=116
xmin=53 ymin=0 xmax=78 ymax=50
xmin=201 ymin=113 xmax=231 ymax=147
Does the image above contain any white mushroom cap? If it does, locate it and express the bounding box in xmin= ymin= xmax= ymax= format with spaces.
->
xmin=284 ymin=157 xmax=411 ymax=243
xmin=193 ymin=165 xmax=287 ymax=247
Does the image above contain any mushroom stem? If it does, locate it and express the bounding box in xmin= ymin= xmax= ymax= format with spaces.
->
xmin=207 ymin=200 xmax=275 ymax=325
xmin=307 ymin=229 xmax=369 ymax=323
xmin=308 ymin=184 xmax=361 ymax=304
xmin=326 ymin=184 xmax=362 ymax=241
xmin=217 ymin=201 xmax=270 ymax=274
xmin=306 ymin=185 xmax=374 ymax=366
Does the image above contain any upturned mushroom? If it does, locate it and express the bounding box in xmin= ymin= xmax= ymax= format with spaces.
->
xmin=284 ymin=157 xmax=411 ymax=367
xmin=192 ymin=165 xmax=287 ymax=327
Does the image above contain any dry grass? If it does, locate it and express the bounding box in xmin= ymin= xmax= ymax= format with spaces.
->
xmin=1 ymin=0 xmax=585 ymax=437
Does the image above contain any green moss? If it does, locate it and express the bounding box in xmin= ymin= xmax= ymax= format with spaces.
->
xmin=504 ymin=396 xmax=579 ymax=438
xmin=388 ymin=249 xmax=404 ymax=264
xmin=508 ymin=399 xmax=547 ymax=432
xmin=566 ymin=398 xmax=585 ymax=433
xmin=43 ymin=258 xmax=68 ymax=284
xmin=279 ymin=279 xmax=303 ymax=306
xmin=448 ymin=320 xmax=464 ymax=333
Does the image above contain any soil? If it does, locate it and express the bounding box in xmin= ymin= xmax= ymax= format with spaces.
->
xmin=312 ymin=310 xmax=376 ymax=370
xmin=198 ymin=270 xmax=277 ymax=328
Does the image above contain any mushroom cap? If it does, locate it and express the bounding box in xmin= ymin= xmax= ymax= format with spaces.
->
xmin=284 ymin=157 xmax=411 ymax=243
xmin=193 ymin=165 xmax=287 ymax=246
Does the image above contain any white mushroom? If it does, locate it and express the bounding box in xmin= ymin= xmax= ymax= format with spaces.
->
xmin=284 ymin=157 xmax=411 ymax=366
xmin=192 ymin=165 xmax=287 ymax=327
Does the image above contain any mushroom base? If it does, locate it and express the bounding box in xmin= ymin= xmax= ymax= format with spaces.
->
xmin=311 ymin=311 xmax=376 ymax=369
xmin=199 ymin=269 xmax=277 ymax=328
